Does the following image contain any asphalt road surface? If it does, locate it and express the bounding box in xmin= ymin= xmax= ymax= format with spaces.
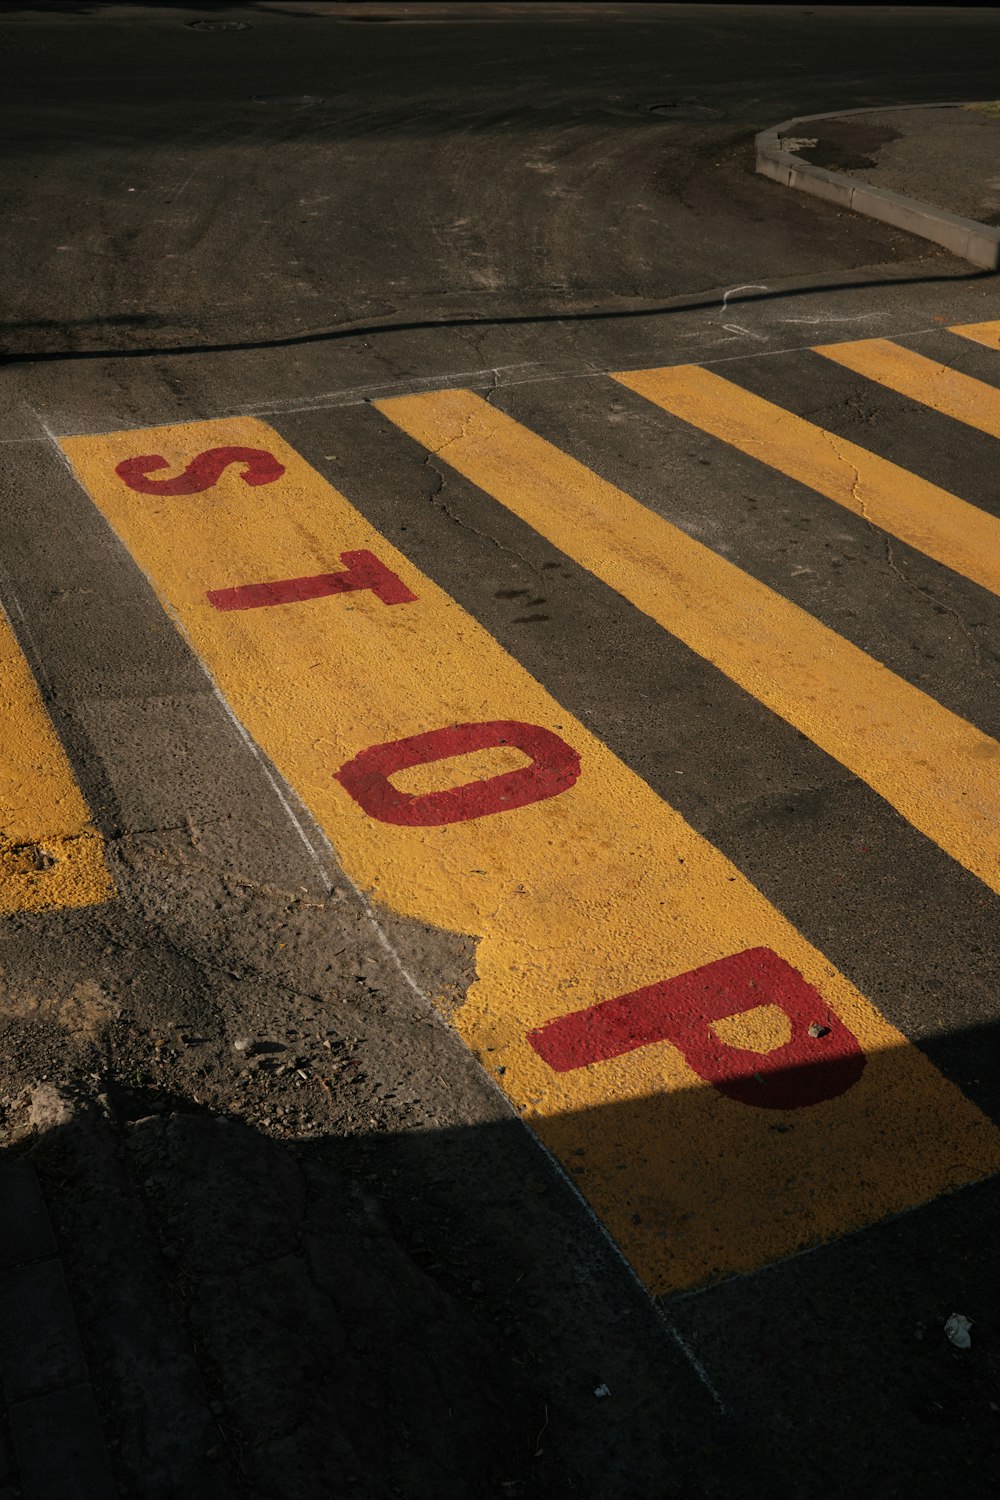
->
xmin=4 ymin=5 xmax=1000 ymax=1498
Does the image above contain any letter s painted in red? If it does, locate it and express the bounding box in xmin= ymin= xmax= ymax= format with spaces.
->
xmin=115 ymin=446 xmax=285 ymax=496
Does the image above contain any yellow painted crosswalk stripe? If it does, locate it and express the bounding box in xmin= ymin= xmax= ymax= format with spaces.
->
xmin=949 ymin=318 xmax=1000 ymax=352
xmin=62 ymin=417 xmax=1000 ymax=1293
xmin=377 ymin=388 xmax=1000 ymax=900
xmin=0 ymin=610 xmax=113 ymax=914
xmin=815 ymin=336 xmax=1000 ymax=438
xmin=611 ymin=362 xmax=1000 ymax=601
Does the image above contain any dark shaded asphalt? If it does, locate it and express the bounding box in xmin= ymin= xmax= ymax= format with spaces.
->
xmin=4 ymin=1 xmax=1000 ymax=366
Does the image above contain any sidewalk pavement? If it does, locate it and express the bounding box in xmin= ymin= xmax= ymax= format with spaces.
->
xmin=758 ymin=102 xmax=1000 ymax=269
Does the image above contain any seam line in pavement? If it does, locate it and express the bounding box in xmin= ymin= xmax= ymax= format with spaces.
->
xmin=22 ymin=324 xmax=948 ymax=439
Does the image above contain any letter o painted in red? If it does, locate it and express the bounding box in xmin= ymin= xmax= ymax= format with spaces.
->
xmin=334 ymin=720 xmax=580 ymax=826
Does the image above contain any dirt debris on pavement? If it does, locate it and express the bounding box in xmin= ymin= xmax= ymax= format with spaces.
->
xmin=0 ymin=832 xmax=738 ymax=1499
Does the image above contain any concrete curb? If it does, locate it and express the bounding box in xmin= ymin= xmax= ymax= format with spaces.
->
xmin=756 ymin=103 xmax=1000 ymax=271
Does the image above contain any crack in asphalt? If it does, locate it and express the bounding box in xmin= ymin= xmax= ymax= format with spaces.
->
xmin=817 ymin=429 xmax=1000 ymax=692
xmin=408 ymin=390 xmax=550 ymax=578
xmin=880 ymin=533 xmax=1000 ymax=695
xmin=822 ymin=428 xmax=872 ymax=522
xmin=421 ymin=456 xmax=547 ymax=578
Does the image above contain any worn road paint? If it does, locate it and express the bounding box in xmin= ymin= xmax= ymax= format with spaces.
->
xmin=377 ymin=389 xmax=1000 ymax=900
xmin=815 ymin=336 xmax=1000 ymax=438
xmin=62 ymin=417 xmax=1000 ymax=1293
xmin=0 ymin=609 xmax=113 ymax=914
xmin=611 ymin=363 xmax=1000 ymax=601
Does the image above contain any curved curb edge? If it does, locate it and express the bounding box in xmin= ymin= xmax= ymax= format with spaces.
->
xmin=756 ymin=103 xmax=1000 ymax=271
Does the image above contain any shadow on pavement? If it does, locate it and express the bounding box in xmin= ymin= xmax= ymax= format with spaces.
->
xmin=2 ymin=1026 xmax=1000 ymax=1498
xmin=0 ymin=1081 xmax=746 ymax=1500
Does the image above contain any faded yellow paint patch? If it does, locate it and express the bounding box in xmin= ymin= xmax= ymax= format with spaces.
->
xmin=379 ymin=388 xmax=1000 ymax=900
xmin=0 ymin=611 xmax=113 ymax=915
xmin=62 ymin=417 xmax=1000 ymax=1293
xmin=816 ymin=336 xmax=1000 ymax=438
xmin=613 ymin=362 xmax=1000 ymax=600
